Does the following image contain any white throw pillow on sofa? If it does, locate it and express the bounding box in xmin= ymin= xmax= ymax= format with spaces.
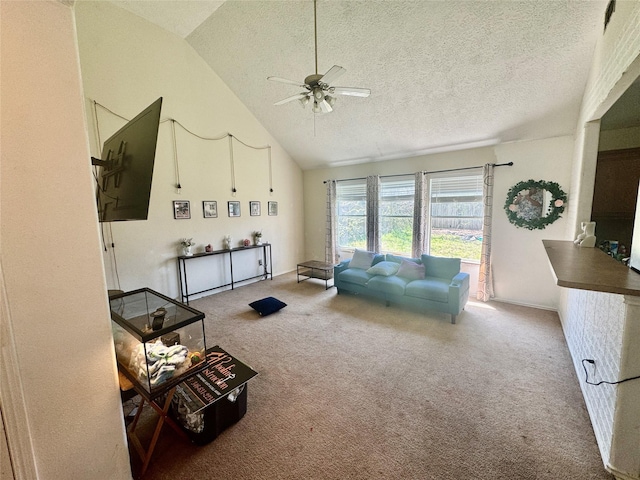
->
xmin=349 ymin=249 xmax=376 ymax=269
xmin=366 ymin=261 xmax=400 ymax=276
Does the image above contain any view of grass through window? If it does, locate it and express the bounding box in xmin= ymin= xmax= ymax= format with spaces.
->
xmin=380 ymin=177 xmax=414 ymax=255
xmin=336 ymin=174 xmax=484 ymax=262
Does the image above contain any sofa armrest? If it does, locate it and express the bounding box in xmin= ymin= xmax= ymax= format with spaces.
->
xmin=448 ymin=272 xmax=470 ymax=316
xmin=450 ymin=272 xmax=469 ymax=289
xmin=334 ymin=259 xmax=351 ymax=276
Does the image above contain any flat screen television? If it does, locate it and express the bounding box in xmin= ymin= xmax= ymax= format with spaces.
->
xmin=92 ymin=97 xmax=162 ymax=222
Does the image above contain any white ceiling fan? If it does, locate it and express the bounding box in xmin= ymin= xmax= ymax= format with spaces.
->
xmin=267 ymin=0 xmax=371 ymax=114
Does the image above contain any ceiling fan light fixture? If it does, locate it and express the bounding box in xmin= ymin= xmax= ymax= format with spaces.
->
xmin=312 ymin=101 xmax=322 ymax=114
xmin=325 ymin=95 xmax=336 ymax=107
xmin=299 ymin=97 xmax=309 ymax=108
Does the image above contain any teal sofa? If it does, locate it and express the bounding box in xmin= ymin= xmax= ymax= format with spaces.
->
xmin=334 ymin=251 xmax=470 ymax=324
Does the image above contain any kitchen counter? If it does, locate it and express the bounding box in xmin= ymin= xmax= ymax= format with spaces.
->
xmin=542 ymin=239 xmax=640 ymax=296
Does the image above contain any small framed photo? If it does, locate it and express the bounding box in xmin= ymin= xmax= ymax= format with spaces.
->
xmin=228 ymin=201 xmax=241 ymax=217
xmin=173 ymin=200 xmax=191 ymax=219
xmin=203 ymin=201 xmax=217 ymax=218
xmin=250 ymin=201 xmax=261 ymax=216
xmin=268 ymin=201 xmax=278 ymax=216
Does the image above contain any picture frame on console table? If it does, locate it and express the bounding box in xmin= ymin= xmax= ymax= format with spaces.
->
xmin=173 ymin=200 xmax=191 ymax=219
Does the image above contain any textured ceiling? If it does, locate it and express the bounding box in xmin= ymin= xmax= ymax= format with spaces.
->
xmin=110 ymin=0 xmax=609 ymax=170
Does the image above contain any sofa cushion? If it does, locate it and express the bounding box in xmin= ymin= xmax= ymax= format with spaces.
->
xmin=248 ymin=297 xmax=287 ymax=316
xmin=405 ymin=278 xmax=450 ymax=303
xmin=396 ymin=259 xmax=425 ymax=280
xmin=367 ymin=275 xmax=409 ymax=296
xmin=349 ymin=249 xmax=377 ymax=269
xmin=421 ymin=254 xmax=461 ymax=281
xmin=386 ymin=253 xmax=422 ymax=265
xmin=366 ymin=261 xmax=400 ymax=277
xmin=338 ymin=267 xmax=373 ymax=286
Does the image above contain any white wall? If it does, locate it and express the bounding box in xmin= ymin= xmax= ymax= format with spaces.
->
xmin=559 ymin=0 xmax=640 ymax=477
xmin=1 ymin=1 xmax=131 ymax=479
xmin=74 ymin=1 xmax=305 ymax=298
xmin=491 ymin=136 xmax=574 ymax=308
xmin=303 ymin=135 xmax=574 ymax=310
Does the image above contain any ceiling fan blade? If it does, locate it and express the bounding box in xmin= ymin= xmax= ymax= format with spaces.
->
xmin=274 ymin=92 xmax=309 ymax=106
xmin=319 ymin=65 xmax=346 ymax=86
xmin=267 ymin=76 xmax=307 ymax=88
xmin=331 ymin=86 xmax=371 ymax=97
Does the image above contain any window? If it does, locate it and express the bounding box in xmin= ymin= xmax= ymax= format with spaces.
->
xmin=428 ymin=174 xmax=483 ymax=262
xmin=336 ymin=180 xmax=367 ymax=250
xmin=380 ymin=176 xmax=414 ymax=256
xmin=334 ymin=172 xmax=485 ymax=262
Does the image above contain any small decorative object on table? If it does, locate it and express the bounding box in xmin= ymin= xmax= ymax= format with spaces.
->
xmin=243 ymin=239 xmax=251 ymax=247
xmin=223 ymin=235 xmax=232 ymax=250
xmin=205 ymin=244 xmax=213 ymax=253
xmin=253 ymin=230 xmax=262 ymax=245
xmin=150 ymin=307 xmax=167 ymax=331
xmin=180 ymin=238 xmax=195 ymax=256
xmin=574 ymin=221 xmax=596 ymax=248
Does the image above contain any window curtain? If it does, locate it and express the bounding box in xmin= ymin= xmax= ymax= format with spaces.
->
xmin=412 ymin=172 xmax=427 ymax=258
xmin=325 ymin=180 xmax=338 ymax=264
xmin=477 ymin=164 xmax=495 ymax=301
xmin=366 ymin=175 xmax=380 ymax=252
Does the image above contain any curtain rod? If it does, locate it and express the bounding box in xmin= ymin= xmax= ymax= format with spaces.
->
xmin=323 ymin=162 xmax=513 ymax=184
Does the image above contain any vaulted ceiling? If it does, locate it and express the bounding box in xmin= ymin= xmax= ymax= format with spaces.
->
xmin=110 ymin=0 xmax=609 ymax=170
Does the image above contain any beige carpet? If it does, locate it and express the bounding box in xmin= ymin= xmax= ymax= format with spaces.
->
xmin=133 ymin=273 xmax=613 ymax=480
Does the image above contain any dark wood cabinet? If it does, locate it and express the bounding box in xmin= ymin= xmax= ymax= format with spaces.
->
xmin=591 ymin=147 xmax=640 ymax=250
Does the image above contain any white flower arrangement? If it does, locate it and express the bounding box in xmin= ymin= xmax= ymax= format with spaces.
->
xmin=180 ymin=238 xmax=195 ymax=247
xmin=253 ymin=230 xmax=262 ymax=238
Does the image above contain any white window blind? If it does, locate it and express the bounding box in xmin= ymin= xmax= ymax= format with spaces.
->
xmin=336 ymin=180 xmax=367 ymax=249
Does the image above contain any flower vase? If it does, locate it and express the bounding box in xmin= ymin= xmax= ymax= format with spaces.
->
xmin=255 ymin=239 xmax=262 ymax=246
xmin=183 ymin=245 xmax=192 ymax=256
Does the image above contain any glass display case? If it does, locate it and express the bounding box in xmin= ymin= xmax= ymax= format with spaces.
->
xmin=109 ymin=288 xmax=207 ymax=396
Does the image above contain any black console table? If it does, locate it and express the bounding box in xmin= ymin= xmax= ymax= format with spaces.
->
xmin=177 ymin=243 xmax=272 ymax=304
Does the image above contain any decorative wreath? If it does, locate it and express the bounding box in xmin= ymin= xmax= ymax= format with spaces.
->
xmin=504 ymin=179 xmax=567 ymax=230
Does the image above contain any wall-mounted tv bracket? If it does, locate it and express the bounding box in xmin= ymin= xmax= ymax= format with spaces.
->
xmin=91 ymin=140 xmax=126 ymax=190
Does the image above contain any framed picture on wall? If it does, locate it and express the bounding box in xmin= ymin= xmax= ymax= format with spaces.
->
xmin=173 ymin=200 xmax=191 ymax=219
xmin=268 ymin=201 xmax=278 ymax=216
xmin=250 ymin=201 xmax=261 ymax=216
xmin=203 ymin=201 xmax=218 ymax=218
xmin=228 ymin=201 xmax=241 ymax=217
